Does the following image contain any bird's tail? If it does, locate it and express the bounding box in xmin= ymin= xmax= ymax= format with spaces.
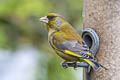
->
xmin=83 ymin=59 xmax=108 ymax=71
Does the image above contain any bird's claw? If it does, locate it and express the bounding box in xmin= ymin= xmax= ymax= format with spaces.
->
xmin=73 ymin=62 xmax=78 ymax=70
xmin=61 ymin=61 xmax=68 ymax=69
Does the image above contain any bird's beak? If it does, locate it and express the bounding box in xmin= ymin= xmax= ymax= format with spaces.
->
xmin=40 ymin=16 xmax=49 ymax=23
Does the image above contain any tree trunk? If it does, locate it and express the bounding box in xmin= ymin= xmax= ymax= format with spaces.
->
xmin=83 ymin=0 xmax=120 ymax=80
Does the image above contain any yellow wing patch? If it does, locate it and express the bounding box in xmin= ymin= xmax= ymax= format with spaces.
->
xmin=64 ymin=50 xmax=82 ymax=58
xmin=88 ymin=52 xmax=92 ymax=55
xmin=83 ymin=59 xmax=93 ymax=67
xmin=64 ymin=50 xmax=93 ymax=67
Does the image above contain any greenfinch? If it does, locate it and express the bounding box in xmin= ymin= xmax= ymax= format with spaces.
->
xmin=40 ymin=13 xmax=106 ymax=71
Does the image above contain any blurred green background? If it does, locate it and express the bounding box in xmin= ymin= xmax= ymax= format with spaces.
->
xmin=0 ymin=0 xmax=83 ymax=80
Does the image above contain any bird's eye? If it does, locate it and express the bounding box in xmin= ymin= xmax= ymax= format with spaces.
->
xmin=47 ymin=16 xmax=54 ymax=20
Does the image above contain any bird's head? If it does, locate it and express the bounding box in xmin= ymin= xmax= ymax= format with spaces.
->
xmin=40 ymin=13 xmax=66 ymax=31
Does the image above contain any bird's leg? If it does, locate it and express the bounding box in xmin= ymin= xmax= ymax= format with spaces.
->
xmin=61 ymin=61 xmax=68 ymax=69
xmin=73 ymin=62 xmax=77 ymax=70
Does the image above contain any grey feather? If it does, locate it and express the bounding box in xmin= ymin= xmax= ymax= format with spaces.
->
xmin=56 ymin=41 xmax=95 ymax=60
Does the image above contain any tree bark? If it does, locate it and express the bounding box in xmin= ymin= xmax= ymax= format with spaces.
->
xmin=83 ymin=0 xmax=120 ymax=80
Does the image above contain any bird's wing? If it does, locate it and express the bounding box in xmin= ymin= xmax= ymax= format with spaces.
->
xmin=56 ymin=41 xmax=93 ymax=59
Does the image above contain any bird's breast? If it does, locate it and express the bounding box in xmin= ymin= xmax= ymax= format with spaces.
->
xmin=55 ymin=50 xmax=79 ymax=61
xmin=48 ymin=30 xmax=79 ymax=61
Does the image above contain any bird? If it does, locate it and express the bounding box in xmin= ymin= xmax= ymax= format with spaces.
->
xmin=40 ymin=13 xmax=107 ymax=71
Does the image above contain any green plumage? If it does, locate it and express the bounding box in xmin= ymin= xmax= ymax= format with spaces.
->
xmin=40 ymin=13 xmax=107 ymax=71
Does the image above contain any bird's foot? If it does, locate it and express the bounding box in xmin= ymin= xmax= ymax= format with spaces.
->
xmin=73 ymin=62 xmax=78 ymax=70
xmin=61 ymin=61 xmax=68 ymax=69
